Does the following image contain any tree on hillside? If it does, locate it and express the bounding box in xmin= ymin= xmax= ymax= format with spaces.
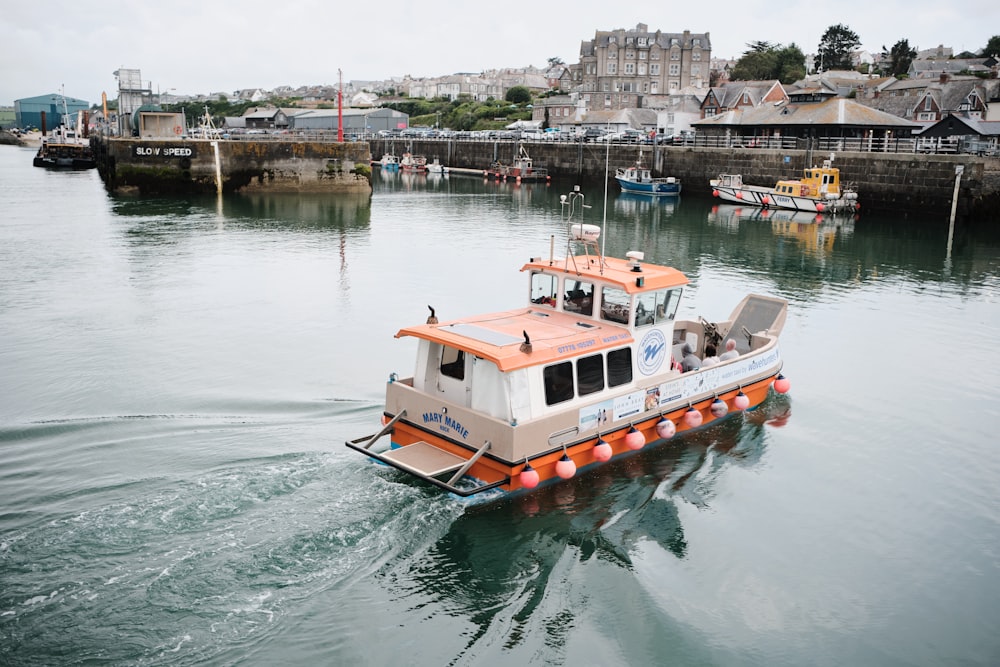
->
xmin=731 ymin=42 xmax=778 ymax=80
xmin=547 ymin=57 xmax=565 ymax=67
xmin=775 ymin=43 xmax=807 ymax=83
xmin=985 ymin=35 xmax=1000 ymax=57
xmin=817 ymin=24 xmax=861 ymax=71
xmin=505 ymin=86 xmax=531 ymax=105
xmin=730 ymin=41 xmax=805 ymax=84
xmin=888 ymin=39 xmax=917 ymax=77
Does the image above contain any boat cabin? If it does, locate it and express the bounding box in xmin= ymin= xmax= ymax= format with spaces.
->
xmin=393 ymin=239 xmax=690 ymax=427
xmin=775 ymin=159 xmax=843 ymax=198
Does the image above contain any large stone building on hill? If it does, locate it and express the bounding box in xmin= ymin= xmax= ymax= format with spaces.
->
xmin=568 ymin=23 xmax=711 ymax=111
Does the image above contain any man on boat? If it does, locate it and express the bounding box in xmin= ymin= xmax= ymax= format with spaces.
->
xmin=719 ymin=338 xmax=739 ymax=361
xmin=681 ymin=343 xmax=701 ymax=372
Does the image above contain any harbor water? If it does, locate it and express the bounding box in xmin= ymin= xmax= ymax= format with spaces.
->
xmin=2 ymin=144 xmax=999 ymax=666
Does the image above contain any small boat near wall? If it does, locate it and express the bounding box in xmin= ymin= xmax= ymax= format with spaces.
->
xmin=710 ymin=157 xmax=859 ymax=214
xmin=378 ymin=153 xmax=400 ymax=171
xmin=615 ymin=154 xmax=681 ymax=196
xmin=32 ymin=139 xmax=96 ymax=170
xmin=427 ymin=158 xmax=449 ymax=174
xmin=400 ymin=153 xmax=428 ymax=173
xmin=346 ymin=186 xmax=791 ymax=499
xmin=486 ymin=145 xmax=551 ymax=183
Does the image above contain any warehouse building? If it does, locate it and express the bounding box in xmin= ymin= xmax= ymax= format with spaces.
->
xmin=14 ymin=93 xmax=90 ymax=132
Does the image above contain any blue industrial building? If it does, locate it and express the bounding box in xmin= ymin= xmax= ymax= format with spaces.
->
xmin=14 ymin=93 xmax=90 ymax=131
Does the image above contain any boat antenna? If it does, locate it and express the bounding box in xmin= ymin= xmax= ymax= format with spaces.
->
xmin=601 ymin=121 xmax=611 ymax=258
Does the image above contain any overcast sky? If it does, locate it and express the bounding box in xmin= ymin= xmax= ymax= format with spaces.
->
xmin=2 ymin=1 xmax=994 ymax=106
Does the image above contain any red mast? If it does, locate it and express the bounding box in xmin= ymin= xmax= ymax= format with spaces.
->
xmin=337 ymin=68 xmax=344 ymax=142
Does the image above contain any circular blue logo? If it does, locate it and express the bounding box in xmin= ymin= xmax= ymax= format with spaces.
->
xmin=638 ymin=329 xmax=667 ymax=376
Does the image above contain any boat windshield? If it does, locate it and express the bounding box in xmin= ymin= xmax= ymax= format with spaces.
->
xmin=634 ymin=288 xmax=682 ymax=327
xmin=530 ymin=272 xmax=558 ymax=307
xmin=600 ymin=286 xmax=630 ymax=324
xmin=564 ymin=279 xmax=594 ymax=316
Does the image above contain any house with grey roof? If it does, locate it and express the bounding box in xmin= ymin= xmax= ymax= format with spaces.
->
xmin=693 ymin=96 xmax=921 ymax=143
xmin=856 ymin=76 xmax=998 ymax=126
xmin=787 ymin=70 xmax=870 ymax=101
xmin=917 ymin=113 xmax=1000 ymax=155
xmin=909 ymin=58 xmax=995 ymax=79
xmin=699 ymin=80 xmax=787 ymax=118
xmin=243 ymin=107 xmax=290 ymax=129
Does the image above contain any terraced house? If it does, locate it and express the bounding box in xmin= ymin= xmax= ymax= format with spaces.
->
xmin=570 ymin=23 xmax=711 ymax=110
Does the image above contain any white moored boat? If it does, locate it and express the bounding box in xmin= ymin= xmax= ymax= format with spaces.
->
xmin=347 ymin=186 xmax=791 ymax=498
xmin=711 ymin=157 xmax=860 ymax=214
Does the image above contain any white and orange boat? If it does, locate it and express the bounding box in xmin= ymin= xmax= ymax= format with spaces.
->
xmin=347 ymin=186 xmax=790 ymax=498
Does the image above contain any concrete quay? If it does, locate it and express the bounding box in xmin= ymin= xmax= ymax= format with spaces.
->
xmin=89 ymin=134 xmax=998 ymax=221
xmin=381 ymin=139 xmax=998 ymax=221
xmin=92 ymin=136 xmax=372 ymax=196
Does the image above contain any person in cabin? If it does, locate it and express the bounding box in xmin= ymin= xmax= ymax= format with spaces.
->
xmin=680 ymin=343 xmax=701 ymax=372
xmin=701 ymin=342 xmax=720 ymax=367
xmin=719 ymin=338 xmax=739 ymax=361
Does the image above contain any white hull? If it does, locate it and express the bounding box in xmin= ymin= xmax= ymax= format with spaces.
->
xmin=711 ymin=183 xmax=857 ymax=213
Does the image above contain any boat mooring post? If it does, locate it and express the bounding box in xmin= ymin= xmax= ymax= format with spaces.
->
xmin=211 ymin=140 xmax=223 ymax=195
xmin=947 ymin=164 xmax=963 ymax=259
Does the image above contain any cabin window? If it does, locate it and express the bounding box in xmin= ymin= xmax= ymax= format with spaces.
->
xmin=576 ymin=354 xmax=605 ymax=396
xmin=607 ymin=348 xmax=633 ymax=387
xmin=564 ymin=279 xmax=594 ymax=315
xmin=530 ymin=271 xmax=558 ymax=307
xmin=440 ymin=347 xmax=465 ymax=380
xmin=656 ymin=288 xmax=682 ymax=323
xmin=543 ymin=362 xmax=575 ymax=406
xmin=635 ymin=291 xmax=657 ymax=326
xmin=600 ymin=286 xmax=630 ymax=324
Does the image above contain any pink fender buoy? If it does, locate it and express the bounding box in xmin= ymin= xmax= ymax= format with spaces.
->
xmin=519 ymin=462 xmax=539 ymax=489
xmin=735 ymin=191 xmax=743 ymax=200
xmin=761 ymin=195 xmax=770 ymax=206
xmin=712 ymin=189 xmax=719 ymax=197
xmin=555 ymin=453 xmax=577 ymax=479
xmin=773 ymin=374 xmax=791 ymax=394
xmin=593 ymin=438 xmax=613 ymax=462
xmin=816 ymin=202 xmax=825 ymax=212
xmin=624 ymin=426 xmax=645 ymax=450
xmin=684 ymin=406 xmax=703 ymax=428
xmin=655 ymin=418 xmax=676 ymax=439
xmin=734 ymin=391 xmax=751 ymax=411
xmin=710 ymin=398 xmax=728 ymax=418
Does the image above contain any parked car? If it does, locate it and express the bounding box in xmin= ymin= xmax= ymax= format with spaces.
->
xmin=595 ymin=129 xmax=644 ymax=143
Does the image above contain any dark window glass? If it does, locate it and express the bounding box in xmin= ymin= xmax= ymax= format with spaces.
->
xmin=543 ymin=362 xmax=575 ymax=405
xmin=576 ymin=354 xmax=605 ymax=396
xmin=441 ymin=347 xmax=465 ymax=380
xmin=607 ymin=348 xmax=633 ymax=387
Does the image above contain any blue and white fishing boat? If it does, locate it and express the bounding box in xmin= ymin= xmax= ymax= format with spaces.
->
xmin=615 ymin=153 xmax=681 ymax=196
xmin=379 ymin=153 xmax=400 ymax=171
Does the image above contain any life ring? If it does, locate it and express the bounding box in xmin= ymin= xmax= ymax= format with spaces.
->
xmin=173 ymin=126 xmax=182 ymax=135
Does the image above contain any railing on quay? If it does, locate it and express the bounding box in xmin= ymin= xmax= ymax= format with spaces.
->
xmin=93 ymin=128 xmax=995 ymax=157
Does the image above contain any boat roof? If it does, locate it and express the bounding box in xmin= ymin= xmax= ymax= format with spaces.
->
xmin=397 ymin=307 xmax=635 ymax=372
xmin=520 ymin=253 xmax=688 ymax=294
xmin=395 ymin=253 xmax=689 ymax=372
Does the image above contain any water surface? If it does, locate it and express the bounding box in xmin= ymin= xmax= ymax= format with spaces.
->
xmin=2 ymin=146 xmax=999 ymax=666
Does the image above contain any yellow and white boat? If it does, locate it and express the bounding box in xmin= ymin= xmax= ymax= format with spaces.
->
xmin=711 ymin=157 xmax=860 ymax=214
